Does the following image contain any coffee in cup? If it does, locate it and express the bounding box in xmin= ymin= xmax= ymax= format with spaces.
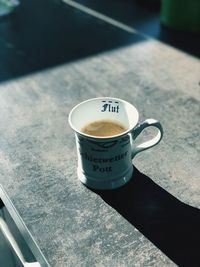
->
xmin=81 ymin=119 xmax=128 ymax=137
xmin=68 ymin=97 xmax=163 ymax=190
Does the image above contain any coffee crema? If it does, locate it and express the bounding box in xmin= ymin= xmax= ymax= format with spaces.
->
xmin=81 ymin=119 xmax=127 ymax=137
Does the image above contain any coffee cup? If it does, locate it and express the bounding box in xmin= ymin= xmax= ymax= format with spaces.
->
xmin=68 ymin=97 xmax=163 ymax=190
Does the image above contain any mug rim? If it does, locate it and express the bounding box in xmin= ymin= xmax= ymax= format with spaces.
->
xmin=68 ymin=97 xmax=139 ymax=140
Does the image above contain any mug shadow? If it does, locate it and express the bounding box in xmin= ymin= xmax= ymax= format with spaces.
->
xmin=91 ymin=166 xmax=200 ymax=267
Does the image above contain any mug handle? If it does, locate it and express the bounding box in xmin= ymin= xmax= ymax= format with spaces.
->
xmin=131 ymin=119 xmax=163 ymax=158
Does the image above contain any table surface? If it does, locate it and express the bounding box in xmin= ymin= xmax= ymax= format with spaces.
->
xmin=0 ymin=2 xmax=200 ymax=266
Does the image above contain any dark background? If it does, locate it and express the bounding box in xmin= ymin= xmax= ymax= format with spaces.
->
xmin=0 ymin=0 xmax=199 ymax=82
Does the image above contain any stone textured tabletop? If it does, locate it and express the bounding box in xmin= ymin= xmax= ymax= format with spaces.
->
xmin=0 ymin=37 xmax=200 ymax=267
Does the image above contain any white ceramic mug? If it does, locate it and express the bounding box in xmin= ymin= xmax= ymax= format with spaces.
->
xmin=69 ymin=97 xmax=163 ymax=190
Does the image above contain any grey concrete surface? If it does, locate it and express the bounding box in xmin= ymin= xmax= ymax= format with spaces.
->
xmin=0 ymin=37 xmax=200 ymax=266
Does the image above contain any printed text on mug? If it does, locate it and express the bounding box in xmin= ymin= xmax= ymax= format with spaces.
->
xmin=101 ymin=101 xmax=119 ymax=113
